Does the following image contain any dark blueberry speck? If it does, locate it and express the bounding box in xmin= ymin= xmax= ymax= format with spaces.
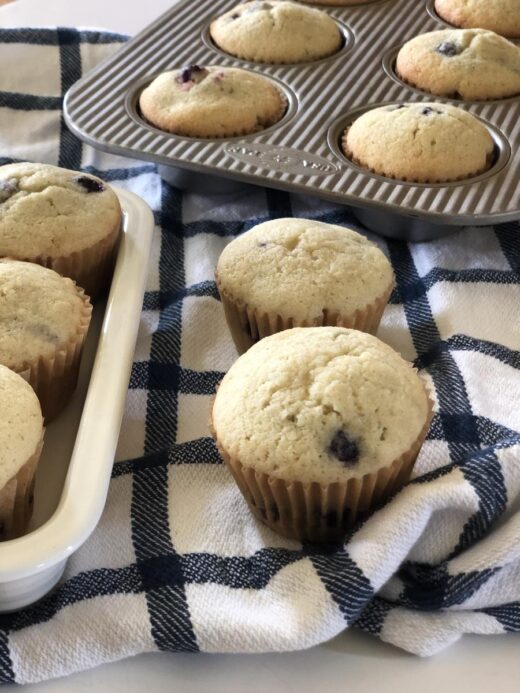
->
xmin=74 ymin=175 xmax=104 ymax=193
xmin=436 ymin=41 xmax=462 ymax=57
xmin=389 ymin=104 xmax=406 ymax=111
xmin=329 ymin=430 xmax=359 ymax=466
xmin=0 ymin=179 xmax=18 ymax=202
xmin=180 ymin=64 xmax=208 ymax=84
xmin=421 ymin=106 xmax=441 ymax=116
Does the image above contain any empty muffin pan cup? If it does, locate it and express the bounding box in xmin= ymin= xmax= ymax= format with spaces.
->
xmin=64 ymin=0 xmax=520 ymax=241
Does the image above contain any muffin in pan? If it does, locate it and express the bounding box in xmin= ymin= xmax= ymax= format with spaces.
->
xmin=210 ymin=1 xmax=342 ymax=64
xmin=0 ymin=364 xmax=44 ymax=541
xmin=139 ymin=65 xmax=286 ymax=138
xmin=216 ymin=218 xmax=394 ymax=354
xmin=434 ymin=0 xmax=520 ymax=39
xmin=297 ymin=0 xmax=381 ymax=5
xmin=0 ymin=162 xmax=121 ymax=299
xmin=396 ymin=29 xmax=520 ymax=101
xmin=0 ymin=259 xmax=92 ymax=421
xmin=211 ymin=327 xmax=432 ymax=543
xmin=342 ymin=102 xmax=495 ymax=183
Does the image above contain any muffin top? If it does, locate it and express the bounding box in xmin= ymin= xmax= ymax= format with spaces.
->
xmin=0 ymin=162 xmax=121 ymax=259
xmin=396 ymin=29 xmax=520 ymax=101
xmin=212 ymin=327 xmax=430 ymax=484
xmin=0 ymin=260 xmax=89 ymax=371
xmin=210 ymin=1 xmax=342 ymax=64
xmin=216 ymin=218 xmax=394 ymax=322
xmin=298 ymin=0 xmax=380 ymax=5
xmin=343 ymin=102 xmax=495 ymax=183
xmin=139 ymin=65 xmax=285 ymax=138
xmin=434 ymin=0 xmax=520 ymax=39
xmin=0 ymin=364 xmax=43 ymax=490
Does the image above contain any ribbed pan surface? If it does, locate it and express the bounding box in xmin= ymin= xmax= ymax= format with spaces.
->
xmin=64 ymin=0 xmax=520 ymax=226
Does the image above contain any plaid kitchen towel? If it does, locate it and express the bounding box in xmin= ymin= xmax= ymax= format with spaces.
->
xmin=0 ymin=28 xmax=519 ymax=686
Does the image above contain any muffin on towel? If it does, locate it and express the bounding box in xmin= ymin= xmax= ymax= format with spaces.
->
xmin=211 ymin=327 xmax=432 ymax=542
xmin=216 ymin=218 xmax=394 ymax=354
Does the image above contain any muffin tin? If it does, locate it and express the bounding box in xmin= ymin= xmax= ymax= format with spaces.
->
xmin=63 ymin=0 xmax=520 ymax=241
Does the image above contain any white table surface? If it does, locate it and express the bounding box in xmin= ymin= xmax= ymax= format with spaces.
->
xmin=1 ymin=0 xmax=519 ymax=690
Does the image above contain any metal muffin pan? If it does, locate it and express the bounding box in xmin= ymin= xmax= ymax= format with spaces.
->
xmin=64 ymin=0 xmax=520 ymax=241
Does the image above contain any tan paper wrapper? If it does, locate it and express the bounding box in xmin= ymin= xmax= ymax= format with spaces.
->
xmin=29 ymin=221 xmax=121 ymax=300
xmin=211 ymin=391 xmax=433 ymax=543
xmin=216 ymin=274 xmax=394 ymax=355
xmin=0 ymin=435 xmax=43 ymax=541
xmin=17 ymin=286 xmax=93 ymax=422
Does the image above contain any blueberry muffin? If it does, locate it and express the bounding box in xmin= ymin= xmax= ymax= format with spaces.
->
xmin=434 ymin=0 xmax=520 ymax=39
xmin=342 ymin=102 xmax=495 ymax=182
xmin=396 ymin=29 xmax=520 ymax=100
xmin=139 ymin=65 xmax=286 ymax=137
xmin=298 ymin=0 xmax=380 ymax=5
xmin=0 ymin=365 xmax=44 ymax=541
xmin=211 ymin=327 xmax=432 ymax=542
xmin=210 ymin=1 xmax=342 ymax=64
xmin=0 ymin=260 xmax=92 ymax=421
xmin=0 ymin=162 xmax=121 ymax=299
xmin=216 ymin=218 xmax=394 ymax=354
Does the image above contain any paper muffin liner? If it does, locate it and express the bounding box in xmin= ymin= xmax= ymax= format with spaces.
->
xmin=25 ymin=220 xmax=121 ymax=301
xmin=0 ymin=434 xmax=43 ymax=542
xmin=341 ymin=129 xmax=496 ymax=183
xmin=211 ymin=389 xmax=433 ymax=543
xmin=216 ymin=273 xmax=394 ymax=355
xmin=17 ymin=285 xmax=93 ymax=422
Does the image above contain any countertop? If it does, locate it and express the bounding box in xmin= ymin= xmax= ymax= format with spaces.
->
xmin=0 ymin=0 xmax=518 ymax=690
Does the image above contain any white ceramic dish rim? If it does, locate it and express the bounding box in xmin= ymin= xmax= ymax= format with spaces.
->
xmin=0 ymin=187 xmax=154 ymax=583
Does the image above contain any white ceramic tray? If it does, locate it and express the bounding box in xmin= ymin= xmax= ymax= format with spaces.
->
xmin=0 ymin=188 xmax=154 ymax=612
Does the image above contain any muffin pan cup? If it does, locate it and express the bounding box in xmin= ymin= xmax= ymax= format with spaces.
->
xmin=64 ymin=0 xmax=520 ymax=241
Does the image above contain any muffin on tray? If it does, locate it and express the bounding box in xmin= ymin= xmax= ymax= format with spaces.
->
xmin=342 ymin=102 xmax=495 ymax=182
xmin=139 ymin=65 xmax=286 ymax=137
xmin=215 ymin=218 xmax=394 ymax=354
xmin=210 ymin=1 xmax=342 ymax=64
xmin=0 ymin=260 xmax=92 ymax=421
xmin=396 ymin=29 xmax=520 ymax=101
xmin=434 ymin=0 xmax=520 ymax=39
xmin=0 ymin=365 xmax=44 ymax=541
xmin=0 ymin=162 xmax=121 ymax=299
xmin=211 ymin=327 xmax=432 ymax=542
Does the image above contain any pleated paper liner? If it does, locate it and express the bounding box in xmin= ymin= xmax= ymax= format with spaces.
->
xmin=216 ymin=275 xmax=394 ymax=355
xmin=17 ymin=285 xmax=93 ymax=422
xmin=212 ymin=391 xmax=433 ymax=543
xmin=26 ymin=221 xmax=121 ymax=301
xmin=0 ymin=435 xmax=44 ymax=542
